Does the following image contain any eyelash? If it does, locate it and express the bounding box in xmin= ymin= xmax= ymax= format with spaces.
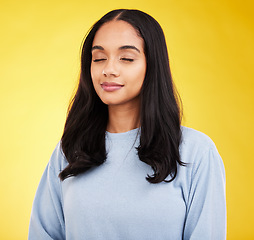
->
xmin=121 ymin=58 xmax=134 ymax=62
xmin=93 ymin=59 xmax=106 ymax=62
xmin=93 ymin=58 xmax=134 ymax=62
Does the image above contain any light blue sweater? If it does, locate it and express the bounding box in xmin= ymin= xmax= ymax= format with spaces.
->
xmin=29 ymin=126 xmax=226 ymax=239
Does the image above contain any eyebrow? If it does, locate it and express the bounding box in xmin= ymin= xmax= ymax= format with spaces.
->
xmin=91 ymin=45 xmax=140 ymax=53
xmin=91 ymin=45 xmax=104 ymax=51
xmin=119 ymin=45 xmax=140 ymax=53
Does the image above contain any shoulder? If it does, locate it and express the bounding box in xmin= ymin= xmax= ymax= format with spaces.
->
xmin=48 ymin=141 xmax=69 ymax=176
xmin=179 ymin=126 xmax=225 ymax=185
xmin=181 ymin=126 xmax=216 ymax=151
xmin=180 ymin=126 xmax=220 ymax=165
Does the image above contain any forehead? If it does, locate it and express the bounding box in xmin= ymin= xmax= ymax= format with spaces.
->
xmin=92 ymin=20 xmax=144 ymax=50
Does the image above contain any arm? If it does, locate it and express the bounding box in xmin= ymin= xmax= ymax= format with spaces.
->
xmin=28 ymin=145 xmax=65 ymax=240
xmin=183 ymin=146 xmax=226 ymax=240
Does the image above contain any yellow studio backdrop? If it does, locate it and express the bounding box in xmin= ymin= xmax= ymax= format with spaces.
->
xmin=0 ymin=0 xmax=253 ymax=239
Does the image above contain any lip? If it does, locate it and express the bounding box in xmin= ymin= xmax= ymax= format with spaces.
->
xmin=101 ymin=82 xmax=124 ymax=92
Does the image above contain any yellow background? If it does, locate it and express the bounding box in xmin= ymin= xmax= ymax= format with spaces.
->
xmin=0 ymin=0 xmax=253 ymax=239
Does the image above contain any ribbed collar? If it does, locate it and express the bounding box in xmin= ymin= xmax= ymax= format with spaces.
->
xmin=106 ymin=128 xmax=140 ymax=141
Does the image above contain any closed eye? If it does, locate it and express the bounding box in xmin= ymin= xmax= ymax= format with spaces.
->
xmin=121 ymin=58 xmax=134 ymax=62
xmin=93 ymin=58 xmax=106 ymax=62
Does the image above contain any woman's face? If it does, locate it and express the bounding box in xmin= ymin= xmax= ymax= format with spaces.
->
xmin=91 ymin=20 xmax=146 ymax=108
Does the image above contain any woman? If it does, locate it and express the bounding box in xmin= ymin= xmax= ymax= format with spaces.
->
xmin=29 ymin=9 xmax=226 ymax=240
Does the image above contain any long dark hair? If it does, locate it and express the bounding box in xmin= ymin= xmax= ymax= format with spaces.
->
xmin=59 ymin=9 xmax=185 ymax=183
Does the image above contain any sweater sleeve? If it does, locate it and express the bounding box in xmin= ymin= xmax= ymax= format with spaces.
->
xmin=183 ymin=145 xmax=226 ymax=240
xmin=28 ymin=144 xmax=66 ymax=240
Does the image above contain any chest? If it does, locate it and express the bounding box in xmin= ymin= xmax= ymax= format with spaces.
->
xmin=62 ymin=152 xmax=186 ymax=239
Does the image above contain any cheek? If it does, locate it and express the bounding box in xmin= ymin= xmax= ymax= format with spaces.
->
xmin=134 ymin=65 xmax=146 ymax=87
xmin=90 ymin=65 xmax=100 ymax=87
xmin=90 ymin=65 xmax=95 ymax=82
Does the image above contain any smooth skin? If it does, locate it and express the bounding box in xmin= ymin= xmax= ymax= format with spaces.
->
xmin=91 ymin=20 xmax=147 ymax=133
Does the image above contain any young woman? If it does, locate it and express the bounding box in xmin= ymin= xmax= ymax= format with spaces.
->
xmin=29 ymin=9 xmax=226 ymax=240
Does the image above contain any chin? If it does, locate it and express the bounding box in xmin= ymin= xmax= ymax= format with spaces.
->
xmin=103 ymin=101 xmax=124 ymax=106
xmin=99 ymin=96 xmax=124 ymax=106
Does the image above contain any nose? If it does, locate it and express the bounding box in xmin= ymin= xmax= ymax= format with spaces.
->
xmin=102 ymin=59 xmax=120 ymax=77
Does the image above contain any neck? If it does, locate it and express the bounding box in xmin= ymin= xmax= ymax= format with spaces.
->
xmin=107 ymin=100 xmax=140 ymax=133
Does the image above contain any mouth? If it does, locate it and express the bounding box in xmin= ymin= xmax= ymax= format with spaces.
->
xmin=100 ymin=82 xmax=124 ymax=92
